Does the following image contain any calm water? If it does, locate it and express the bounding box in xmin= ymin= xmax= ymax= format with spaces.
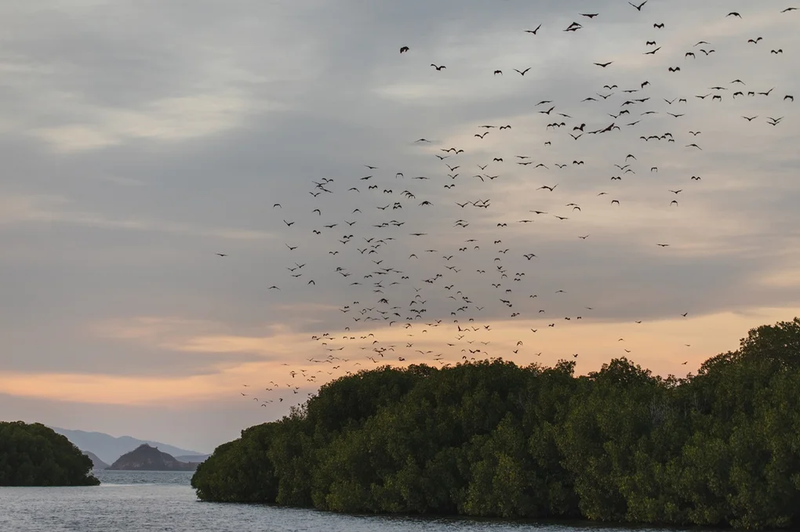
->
xmin=0 ymin=470 xmax=686 ymax=532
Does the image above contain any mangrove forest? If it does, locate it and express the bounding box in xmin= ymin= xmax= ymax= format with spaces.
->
xmin=192 ymin=318 xmax=800 ymax=529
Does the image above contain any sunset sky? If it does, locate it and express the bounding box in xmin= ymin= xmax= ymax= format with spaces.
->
xmin=1 ymin=0 xmax=798 ymax=453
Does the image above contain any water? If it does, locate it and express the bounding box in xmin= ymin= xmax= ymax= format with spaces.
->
xmin=0 ymin=470 xmax=683 ymax=532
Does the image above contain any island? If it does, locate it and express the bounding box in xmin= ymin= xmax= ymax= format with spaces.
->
xmin=192 ymin=318 xmax=800 ymax=530
xmin=107 ymin=443 xmax=198 ymax=471
xmin=0 ymin=421 xmax=100 ymax=486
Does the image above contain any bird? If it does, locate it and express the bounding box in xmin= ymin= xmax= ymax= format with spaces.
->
xmin=430 ymin=64 xmax=446 ymax=71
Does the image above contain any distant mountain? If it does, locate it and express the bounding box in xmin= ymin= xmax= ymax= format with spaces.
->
xmin=83 ymin=451 xmax=109 ymax=470
xmin=107 ymin=444 xmax=197 ymax=471
xmin=50 ymin=427 xmax=204 ymax=465
xmin=174 ymin=454 xmax=211 ymax=463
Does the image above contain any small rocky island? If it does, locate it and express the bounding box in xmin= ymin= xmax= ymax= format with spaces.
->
xmin=107 ymin=443 xmax=198 ymax=471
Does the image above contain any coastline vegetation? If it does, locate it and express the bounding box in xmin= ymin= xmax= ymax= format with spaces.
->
xmin=0 ymin=421 xmax=100 ymax=486
xmin=192 ymin=318 xmax=800 ymax=529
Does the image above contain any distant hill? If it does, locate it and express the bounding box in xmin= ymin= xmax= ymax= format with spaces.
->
xmin=50 ymin=427 xmax=204 ymax=465
xmin=83 ymin=451 xmax=109 ymax=470
xmin=175 ymin=454 xmax=211 ymax=463
xmin=107 ymin=444 xmax=197 ymax=471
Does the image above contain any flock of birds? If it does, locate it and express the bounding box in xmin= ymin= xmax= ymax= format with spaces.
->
xmin=234 ymin=3 xmax=797 ymax=409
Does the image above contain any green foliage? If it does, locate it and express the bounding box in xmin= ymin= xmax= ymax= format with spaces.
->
xmin=192 ymin=424 xmax=278 ymax=502
xmin=0 ymin=421 xmax=100 ymax=486
xmin=191 ymin=318 xmax=800 ymax=529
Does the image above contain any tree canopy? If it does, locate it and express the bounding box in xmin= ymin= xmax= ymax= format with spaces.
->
xmin=0 ymin=421 xmax=100 ymax=486
xmin=192 ymin=318 xmax=800 ymax=529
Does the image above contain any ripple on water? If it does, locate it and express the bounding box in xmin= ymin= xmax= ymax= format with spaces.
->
xmin=0 ymin=471 xmax=698 ymax=532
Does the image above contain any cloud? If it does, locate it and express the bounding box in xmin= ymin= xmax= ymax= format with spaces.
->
xmin=0 ymin=189 xmax=274 ymax=240
xmin=30 ymin=90 xmax=290 ymax=153
xmin=0 ymin=0 xmax=798 ymax=449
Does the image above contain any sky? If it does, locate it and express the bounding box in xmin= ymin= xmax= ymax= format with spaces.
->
xmin=0 ymin=0 xmax=798 ymax=453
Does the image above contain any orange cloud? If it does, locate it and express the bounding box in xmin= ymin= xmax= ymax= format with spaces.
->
xmin=3 ymin=306 xmax=799 ymax=407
